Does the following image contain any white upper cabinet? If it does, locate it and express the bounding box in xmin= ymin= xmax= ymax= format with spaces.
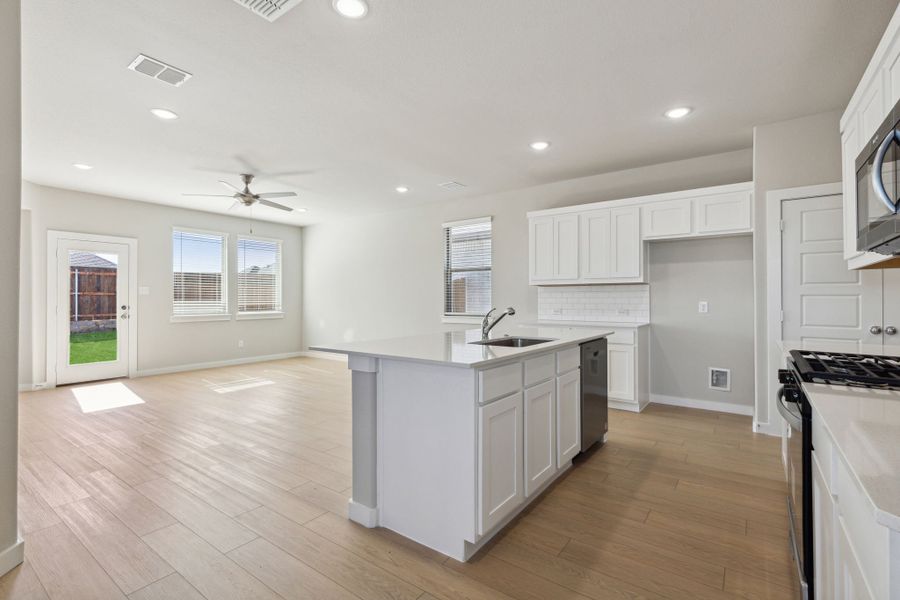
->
xmin=609 ymin=207 xmax=641 ymax=278
xmin=529 ymin=215 xmax=579 ymax=284
xmin=555 ymin=214 xmax=580 ymax=280
xmin=695 ymin=191 xmax=753 ymax=234
xmin=641 ymin=198 xmax=692 ymax=239
xmin=529 ymin=216 xmax=555 ymax=281
xmin=579 ymin=210 xmax=611 ymax=279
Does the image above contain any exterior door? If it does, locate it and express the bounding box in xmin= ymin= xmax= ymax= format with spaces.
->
xmin=56 ymin=239 xmax=131 ymax=385
xmin=781 ymin=195 xmax=883 ymax=349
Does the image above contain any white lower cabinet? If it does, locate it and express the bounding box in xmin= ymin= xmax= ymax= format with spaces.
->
xmin=524 ymin=380 xmax=556 ymax=498
xmin=608 ymin=344 xmax=635 ymax=400
xmin=836 ymin=518 xmax=875 ymax=600
xmin=606 ymin=326 xmax=649 ymax=412
xmin=556 ymin=368 xmax=581 ymax=466
xmin=813 ymin=450 xmax=836 ymax=600
xmin=477 ymin=391 xmax=523 ymax=535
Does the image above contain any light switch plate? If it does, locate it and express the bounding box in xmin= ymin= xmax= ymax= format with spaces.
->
xmin=698 ymin=300 xmax=709 ymax=314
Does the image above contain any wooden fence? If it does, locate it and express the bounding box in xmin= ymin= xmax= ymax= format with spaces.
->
xmin=70 ymin=267 xmax=116 ymax=321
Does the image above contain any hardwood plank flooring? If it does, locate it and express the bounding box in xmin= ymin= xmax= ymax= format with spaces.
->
xmin=1 ymin=357 xmax=798 ymax=599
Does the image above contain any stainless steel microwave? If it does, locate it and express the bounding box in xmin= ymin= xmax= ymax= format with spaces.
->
xmin=857 ymin=97 xmax=900 ymax=255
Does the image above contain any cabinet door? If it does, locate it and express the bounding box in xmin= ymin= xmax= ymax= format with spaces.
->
xmin=608 ymin=344 xmax=635 ymax=401
xmin=882 ymin=269 xmax=900 ymax=346
xmin=478 ymin=392 xmax=524 ymax=535
xmin=579 ymin=209 xmax=611 ymax=280
xmin=530 ymin=216 xmax=556 ymax=282
xmin=524 ymin=381 xmax=556 ymax=497
xmin=695 ymin=192 xmax=752 ymax=234
xmin=641 ymin=199 xmax=692 ymax=239
xmin=836 ymin=518 xmax=876 ymax=600
xmin=813 ymin=451 xmax=836 ymax=600
xmin=556 ymin=369 xmax=581 ymax=466
xmin=609 ymin=207 xmax=641 ymax=278
xmin=842 ymin=121 xmax=862 ymax=261
xmin=554 ymin=214 xmax=579 ymax=280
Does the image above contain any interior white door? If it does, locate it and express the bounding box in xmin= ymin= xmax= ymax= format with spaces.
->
xmin=781 ymin=195 xmax=883 ymax=349
xmin=56 ymin=239 xmax=131 ymax=385
xmin=882 ymin=269 xmax=900 ymax=346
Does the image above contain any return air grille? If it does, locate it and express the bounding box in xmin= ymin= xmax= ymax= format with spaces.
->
xmin=232 ymin=0 xmax=304 ymax=21
xmin=127 ymin=55 xmax=192 ymax=87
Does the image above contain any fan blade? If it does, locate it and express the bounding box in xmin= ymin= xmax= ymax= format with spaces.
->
xmin=228 ymin=200 xmax=241 ymax=211
xmin=219 ymin=180 xmax=242 ymax=193
xmin=182 ymin=193 xmax=235 ymax=197
xmin=257 ymin=192 xmax=298 ymax=199
xmin=257 ymin=199 xmax=294 ymax=212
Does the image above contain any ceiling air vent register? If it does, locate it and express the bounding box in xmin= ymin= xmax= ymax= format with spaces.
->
xmin=232 ymin=0 xmax=304 ymax=22
xmin=127 ymin=55 xmax=192 ymax=87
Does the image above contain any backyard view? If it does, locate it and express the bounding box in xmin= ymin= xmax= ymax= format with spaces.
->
xmin=69 ymin=330 xmax=117 ymax=364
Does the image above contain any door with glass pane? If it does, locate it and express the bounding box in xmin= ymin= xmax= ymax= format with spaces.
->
xmin=56 ymin=239 xmax=130 ymax=385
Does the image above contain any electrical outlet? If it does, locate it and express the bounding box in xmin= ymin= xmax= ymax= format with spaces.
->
xmin=551 ymin=308 xmax=563 ymax=316
xmin=238 ymin=340 xmax=244 ymax=349
xmin=698 ymin=300 xmax=709 ymax=314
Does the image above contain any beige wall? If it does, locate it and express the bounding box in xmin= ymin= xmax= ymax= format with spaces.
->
xmin=752 ymin=110 xmax=843 ymax=428
xmin=648 ymin=236 xmax=755 ymax=407
xmin=21 ymin=183 xmax=304 ymax=385
xmin=0 ymin=0 xmax=21 ymax=572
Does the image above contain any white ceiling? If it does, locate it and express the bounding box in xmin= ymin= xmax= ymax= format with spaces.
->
xmin=21 ymin=0 xmax=898 ymax=226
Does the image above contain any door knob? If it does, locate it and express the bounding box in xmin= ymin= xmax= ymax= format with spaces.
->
xmin=887 ymin=326 xmax=898 ymax=336
xmin=870 ymin=325 xmax=883 ymax=335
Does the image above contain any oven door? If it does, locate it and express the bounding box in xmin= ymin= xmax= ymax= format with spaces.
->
xmin=777 ymin=385 xmax=812 ymax=599
xmin=857 ymin=113 xmax=900 ymax=253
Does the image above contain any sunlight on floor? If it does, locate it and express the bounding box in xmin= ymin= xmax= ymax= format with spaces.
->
xmin=203 ymin=376 xmax=276 ymax=394
xmin=71 ymin=381 xmax=146 ymax=413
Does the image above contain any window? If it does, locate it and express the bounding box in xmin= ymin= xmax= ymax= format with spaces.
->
xmin=237 ymin=237 xmax=283 ymax=315
xmin=443 ymin=217 xmax=492 ymax=317
xmin=172 ymin=229 xmax=228 ymax=318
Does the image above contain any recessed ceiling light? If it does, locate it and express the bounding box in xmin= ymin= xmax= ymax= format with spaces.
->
xmin=396 ymin=186 xmax=409 ymax=193
xmin=333 ymin=0 xmax=368 ymax=18
xmin=72 ymin=163 xmax=94 ymax=170
xmin=530 ymin=141 xmax=551 ymax=151
xmin=664 ymin=107 xmax=692 ymax=119
xmin=150 ymin=108 xmax=179 ymax=120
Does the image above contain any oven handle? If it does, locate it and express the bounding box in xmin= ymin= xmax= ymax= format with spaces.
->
xmin=776 ymin=387 xmax=803 ymax=430
xmin=872 ymin=128 xmax=900 ymax=214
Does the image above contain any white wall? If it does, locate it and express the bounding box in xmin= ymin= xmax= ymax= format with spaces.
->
xmin=648 ymin=236 xmax=755 ymax=408
xmin=0 ymin=0 xmax=22 ymax=575
xmin=20 ymin=183 xmax=304 ymax=385
xmin=303 ymin=147 xmax=752 ymax=343
xmin=752 ymin=110 xmax=843 ymax=430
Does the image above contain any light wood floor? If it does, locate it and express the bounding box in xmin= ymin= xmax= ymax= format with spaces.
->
xmin=0 ymin=357 xmax=798 ymax=600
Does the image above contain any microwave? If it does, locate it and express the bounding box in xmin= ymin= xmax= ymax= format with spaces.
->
xmin=857 ymin=97 xmax=900 ymax=255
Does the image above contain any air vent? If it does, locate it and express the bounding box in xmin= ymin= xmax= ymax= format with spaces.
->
xmin=439 ymin=181 xmax=467 ymax=190
xmin=709 ymin=368 xmax=731 ymax=391
xmin=232 ymin=0 xmax=304 ymax=21
xmin=127 ymin=55 xmax=192 ymax=87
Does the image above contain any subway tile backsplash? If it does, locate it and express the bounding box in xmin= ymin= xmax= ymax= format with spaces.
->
xmin=537 ymin=285 xmax=650 ymax=323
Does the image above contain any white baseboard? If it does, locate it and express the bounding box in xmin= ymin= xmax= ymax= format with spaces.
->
xmin=0 ymin=538 xmax=24 ymax=577
xmin=753 ymin=419 xmax=782 ymax=437
xmin=300 ymin=350 xmax=348 ymax=363
xmin=609 ymin=398 xmax=642 ymax=413
xmin=136 ymin=351 xmax=307 ymax=378
xmin=348 ymin=500 xmax=378 ymax=528
xmin=649 ymin=393 xmax=754 ymax=416
xmin=18 ymin=383 xmax=49 ymax=393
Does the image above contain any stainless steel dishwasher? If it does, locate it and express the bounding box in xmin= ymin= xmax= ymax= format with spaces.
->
xmin=580 ymin=338 xmax=608 ymax=451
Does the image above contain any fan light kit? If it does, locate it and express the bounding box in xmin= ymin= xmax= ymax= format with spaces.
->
xmin=183 ymin=173 xmax=299 ymax=212
xmin=530 ymin=141 xmax=551 ymax=151
xmin=333 ymin=0 xmax=368 ymax=18
xmin=664 ymin=106 xmax=692 ymax=119
xmin=396 ymin=186 xmax=409 ymax=193
xmin=72 ymin=163 xmax=94 ymax=170
xmin=150 ymin=108 xmax=179 ymax=120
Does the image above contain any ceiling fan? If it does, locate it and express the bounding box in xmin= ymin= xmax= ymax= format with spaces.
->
xmin=183 ymin=173 xmax=297 ymax=212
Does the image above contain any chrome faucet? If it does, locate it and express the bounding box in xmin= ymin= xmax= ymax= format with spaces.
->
xmin=482 ymin=307 xmax=516 ymax=339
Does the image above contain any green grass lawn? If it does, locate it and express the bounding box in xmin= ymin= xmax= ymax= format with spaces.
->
xmin=69 ymin=330 xmax=117 ymax=365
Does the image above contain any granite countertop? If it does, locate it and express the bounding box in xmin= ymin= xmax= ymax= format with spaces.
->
xmin=779 ymin=339 xmax=900 ymax=531
xmin=311 ymin=325 xmax=612 ymax=369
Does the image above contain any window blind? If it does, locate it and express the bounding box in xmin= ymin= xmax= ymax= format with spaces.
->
xmin=172 ymin=230 xmax=228 ymax=316
xmin=443 ymin=218 xmax=492 ymax=316
xmin=237 ymin=237 xmax=282 ymax=313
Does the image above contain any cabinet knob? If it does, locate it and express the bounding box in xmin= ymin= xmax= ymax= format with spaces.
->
xmin=870 ymin=325 xmax=883 ymax=335
xmin=887 ymin=326 xmax=898 ymax=336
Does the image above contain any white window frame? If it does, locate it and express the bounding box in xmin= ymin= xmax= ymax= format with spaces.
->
xmin=442 ymin=216 xmax=493 ymax=324
xmin=236 ymin=234 xmax=284 ymax=320
xmin=170 ymin=227 xmax=231 ymax=323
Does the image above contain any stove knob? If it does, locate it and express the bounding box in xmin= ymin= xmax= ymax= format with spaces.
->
xmin=887 ymin=326 xmax=898 ymax=336
xmin=870 ymin=325 xmax=883 ymax=335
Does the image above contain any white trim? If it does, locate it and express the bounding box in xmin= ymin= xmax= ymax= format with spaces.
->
xmin=236 ymin=311 xmax=285 ymax=321
xmin=135 ymin=351 xmax=305 ymax=377
xmin=753 ymin=420 xmax=782 ymax=436
xmin=348 ymin=500 xmax=378 ymax=528
xmin=441 ymin=216 xmax=492 ymax=229
xmin=300 ymin=350 xmax=348 ymax=362
xmin=609 ymin=399 xmax=641 ymax=413
xmin=17 ymin=383 xmax=48 ymax=392
xmin=46 ymin=231 xmax=139 ymax=388
xmin=0 ymin=538 xmax=24 ymax=578
xmin=442 ymin=316 xmax=483 ymax=325
xmin=764 ymin=182 xmax=842 ymax=438
xmin=650 ymin=393 xmax=754 ymax=416
xmin=170 ymin=314 xmax=232 ymax=323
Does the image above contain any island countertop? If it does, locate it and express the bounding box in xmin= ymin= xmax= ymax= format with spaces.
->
xmin=311 ymin=325 xmax=612 ymax=368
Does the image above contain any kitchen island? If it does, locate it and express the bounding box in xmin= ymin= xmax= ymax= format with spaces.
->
xmin=312 ymin=325 xmax=611 ymax=561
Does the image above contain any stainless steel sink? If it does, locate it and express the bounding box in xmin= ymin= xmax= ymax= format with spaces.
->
xmin=469 ymin=336 xmax=556 ymax=348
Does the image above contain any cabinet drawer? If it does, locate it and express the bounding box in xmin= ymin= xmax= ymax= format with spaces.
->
xmin=556 ymin=347 xmax=580 ymax=375
xmin=524 ymin=353 xmax=555 ymax=387
xmin=479 ymin=362 xmax=522 ymax=404
xmin=606 ymin=329 xmax=635 ymax=345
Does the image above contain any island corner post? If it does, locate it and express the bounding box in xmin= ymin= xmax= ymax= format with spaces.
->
xmin=347 ymin=354 xmax=379 ymax=526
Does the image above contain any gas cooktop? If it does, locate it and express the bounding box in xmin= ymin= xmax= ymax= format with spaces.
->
xmin=789 ymin=349 xmax=900 ymax=389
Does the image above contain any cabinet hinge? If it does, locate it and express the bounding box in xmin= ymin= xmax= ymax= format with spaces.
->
xmin=779 ymin=220 xmax=785 ymax=232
